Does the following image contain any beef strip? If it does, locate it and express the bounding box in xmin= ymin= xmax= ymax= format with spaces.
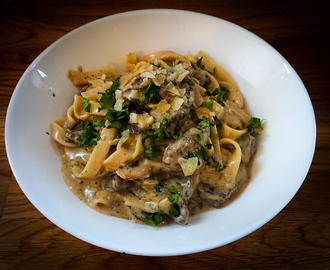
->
xmin=102 ymin=173 xmax=135 ymax=192
xmin=162 ymin=127 xmax=208 ymax=171
xmin=63 ymin=120 xmax=83 ymax=146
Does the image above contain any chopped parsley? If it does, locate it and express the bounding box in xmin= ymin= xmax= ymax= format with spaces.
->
xmin=144 ymin=145 xmax=153 ymax=160
xmin=197 ymin=116 xmax=209 ymax=130
xmin=144 ymin=210 xmax=164 ymax=225
xmin=200 ymin=100 xmax=213 ymax=110
xmin=173 ymin=132 xmax=183 ymax=141
xmin=96 ymin=77 xmax=120 ymax=111
xmin=197 ymin=134 xmax=208 ymax=150
xmin=169 ymin=205 xmax=180 ymax=217
xmin=77 ymin=121 xmax=101 ymax=147
xmin=95 ymin=77 xmax=129 ymax=131
xmin=142 ymin=81 xmax=160 ymax=103
xmin=205 ymin=87 xmax=228 ymax=106
xmin=209 ymin=156 xmax=224 ymax=172
xmin=168 ymin=185 xmax=178 ymax=194
xmin=187 ymin=79 xmax=194 ymax=85
xmin=142 ymin=118 xmax=168 ymax=145
xmin=82 ymin=97 xmax=90 ymax=112
xmin=247 ymin=117 xmax=264 ymax=133
xmin=168 ymin=185 xmax=179 ymax=203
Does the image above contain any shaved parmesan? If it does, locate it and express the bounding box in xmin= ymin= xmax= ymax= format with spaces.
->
xmin=114 ymin=98 xmax=124 ymax=111
xmin=157 ymin=99 xmax=171 ymax=114
xmin=129 ymin=112 xmax=138 ymax=123
xmin=141 ymin=71 xmax=156 ymax=79
xmin=170 ymin=97 xmax=184 ymax=111
xmin=178 ymin=157 xmax=199 ymax=176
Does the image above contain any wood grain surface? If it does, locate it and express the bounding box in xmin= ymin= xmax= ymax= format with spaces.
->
xmin=1 ymin=0 xmax=329 ymax=269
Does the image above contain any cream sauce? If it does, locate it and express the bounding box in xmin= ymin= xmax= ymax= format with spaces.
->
xmin=58 ymin=132 xmax=256 ymax=225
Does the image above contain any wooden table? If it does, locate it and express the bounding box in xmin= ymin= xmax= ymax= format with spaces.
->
xmin=1 ymin=0 xmax=329 ymax=269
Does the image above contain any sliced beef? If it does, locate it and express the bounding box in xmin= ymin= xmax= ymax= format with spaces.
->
xmin=162 ymin=127 xmax=207 ymax=171
xmin=103 ymin=173 xmax=134 ymax=192
xmin=64 ymin=120 xmax=83 ymax=146
xmin=165 ymin=103 xmax=192 ymax=136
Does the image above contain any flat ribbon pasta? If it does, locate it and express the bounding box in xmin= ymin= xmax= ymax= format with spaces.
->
xmin=103 ymin=134 xmax=144 ymax=173
xmin=72 ymin=128 xmax=117 ymax=178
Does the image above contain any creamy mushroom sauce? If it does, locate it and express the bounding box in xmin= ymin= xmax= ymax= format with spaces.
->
xmin=58 ymin=135 xmax=255 ymax=224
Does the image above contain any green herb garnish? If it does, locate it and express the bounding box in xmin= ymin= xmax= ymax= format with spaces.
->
xmin=200 ymin=101 xmax=213 ymax=110
xmin=247 ymin=117 xmax=264 ymax=133
xmin=169 ymin=205 xmax=180 ymax=217
xmin=173 ymin=132 xmax=183 ymax=141
xmin=145 ymin=210 xmax=165 ymax=225
xmin=82 ymin=97 xmax=90 ymax=112
xmin=77 ymin=121 xmax=101 ymax=147
xmin=168 ymin=185 xmax=179 ymax=203
xmin=142 ymin=81 xmax=160 ymax=103
xmin=205 ymin=87 xmax=228 ymax=106
xmin=96 ymin=77 xmax=120 ymax=111
xmin=95 ymin=77 xmax=129 ymax=131
xmin=197 ymin=116 xmax=209 ymax=130
xmin=196 ymin=134 xmax=208 ymax=150
xmin=142 ymin=118 xmax=168 ymax=145
xmin=144 ymin=145 xmax=153 ymax=160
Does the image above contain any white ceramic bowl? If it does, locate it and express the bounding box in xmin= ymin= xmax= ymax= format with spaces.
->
xmin=5 ymin=9 xmax=316 ymax=256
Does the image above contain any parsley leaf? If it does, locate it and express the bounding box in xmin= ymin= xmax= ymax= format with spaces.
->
xmin=142 ymin=81 xmax=160 ymax=103
xmin=168 ymin=185 xmax=178 ymax=194
xmin=142 ymin=118 xmax=168 ymax=145
xmin=169 ymin=205 xmax=180 ymax=217
xmin=144 ymin=145 xmax=153 ymax=160
xmin=187 ymin=79 xmax=194 ymax=85
xmin=247 ymin=117 xmax=264 ymax=133
xmin=95 ymin=78 xmax=129 ymax=131
xmin=197 ymin=134 xmax=208 ymax=150
xmin=77 ymin=121 xmax=101 ymax=147
xmin=104 ymin=108 xmax=129 ymax=130
xmin=144 ymin=210 xmax=164 ymax=225
xmin=168 ymin=193 xmax=179 ymax=203
xmin=202 ymin=155 xmax=225 ymax=172
xmin=200 ymin=101 xmax=213 ymax=109
xmin=197 ymin=116 xmax=209 ymax=130
xmin=82 ymin=97 xmax=90 ymax=112
xmin=205 ymin=87 xmax=228 ymax=106
xmin=168 ymin=185 xmax=179 ymax=203
xmin=96 ymin=77 xmax=120 ymax=111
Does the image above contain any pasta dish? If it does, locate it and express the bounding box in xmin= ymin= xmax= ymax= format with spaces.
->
xmin=51 ymin=50 xmax=263 ymax=226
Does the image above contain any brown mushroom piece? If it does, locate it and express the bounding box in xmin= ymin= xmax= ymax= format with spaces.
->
xmin=102 ymin=173 xmax=135 ymax=192
xmin=162 ymin=127 xmax=209 ymax=171
xmin=63 ymin=119 xmax=83 ymax=146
